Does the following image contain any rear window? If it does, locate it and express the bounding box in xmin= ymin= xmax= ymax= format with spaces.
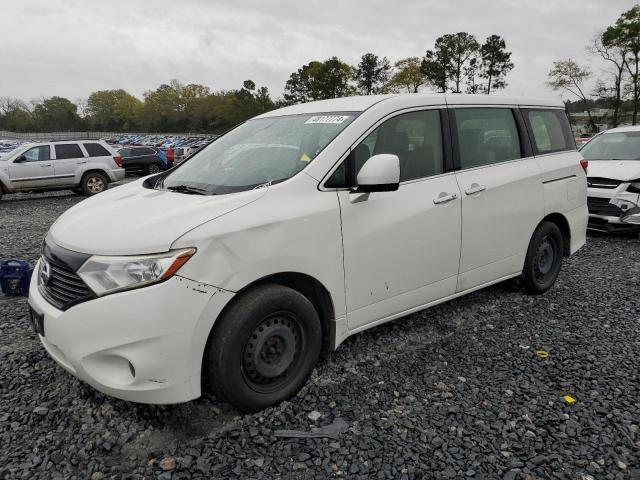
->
xmin=83 ymin=143 xmax=111 ymax=157
xmin=525 ymin=109 xmax=575 ymax=154
xmin=454 ymin=108 xmax=522 ymax=169
xmin=54 ymin=144 xmax=84 ymax=160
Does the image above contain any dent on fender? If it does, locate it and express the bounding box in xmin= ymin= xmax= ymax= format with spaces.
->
xmin=175 ymin=276 xmax=224 ymax=296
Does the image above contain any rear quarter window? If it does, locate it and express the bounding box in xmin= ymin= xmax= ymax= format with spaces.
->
xmin=524 ymin=109 xmax=575 ymax=154
xmin=83 ymin=143 xmax=111 ymax=157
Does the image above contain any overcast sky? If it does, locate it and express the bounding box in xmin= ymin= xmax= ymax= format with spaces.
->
xmin=1 ymin=0 xmax=638 ymax=104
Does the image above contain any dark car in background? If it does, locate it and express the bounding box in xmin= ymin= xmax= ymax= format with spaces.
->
xmin=117 ymin=147 xmax=171 ymax=176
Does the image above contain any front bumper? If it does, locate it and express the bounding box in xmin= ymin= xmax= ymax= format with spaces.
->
xmin=28 ymin=262 xmax=234 ymax=404
xmin=587 ymin=189 xmax=640 ymax=232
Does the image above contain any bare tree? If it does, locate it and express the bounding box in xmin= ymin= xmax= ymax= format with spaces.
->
xmin=590 ymin=31 xmax=628 ymax=127
xmin=547 ymin=60 xmax=597 ymax=131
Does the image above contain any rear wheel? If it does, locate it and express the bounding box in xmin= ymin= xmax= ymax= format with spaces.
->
xmin=522 ymin=221 xmax=564 ymax=294
xmin=204 ymin=284 xmax=322 ymax=412
xmin=80 ymin=172 xmax=108 ymax=196
xmin=147 ymin=163 xmax=162 ymax=175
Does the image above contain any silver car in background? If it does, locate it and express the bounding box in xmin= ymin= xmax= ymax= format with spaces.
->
xmin=0 ymin=140 xmax=124 ymax=200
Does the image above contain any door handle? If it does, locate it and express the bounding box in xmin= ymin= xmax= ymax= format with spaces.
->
xmin=40 ymin=164 xmax=52 ymax=167
xmin=464 ymin=184 xmax=486 ymax=195
xmin=77 ymin=161 xmax=87 ymax=164
xmin=433 ymin=192 xmax=458 ymax=204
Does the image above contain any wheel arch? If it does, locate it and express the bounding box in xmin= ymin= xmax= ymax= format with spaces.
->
xmin=212 ymin=272 xmax=336 ymax=355
xmin=80 ymin=168 xmax=110 ymax=182
xmin=541 ymin=212 xmax=571 ymax=257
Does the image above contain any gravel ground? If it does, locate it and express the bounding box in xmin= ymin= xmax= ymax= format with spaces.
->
xmin=1 ymin=190 xmax=639 ymax=480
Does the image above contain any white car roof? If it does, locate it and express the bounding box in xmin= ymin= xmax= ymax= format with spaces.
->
xmin=256 ymin=93 xmax=564 ymax=118
xmin=599 ymin=125 xmax=640 ymax=134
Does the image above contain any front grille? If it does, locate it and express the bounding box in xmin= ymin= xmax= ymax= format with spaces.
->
xmin=587 ymin=197 xmax=623 ymax=217
xmin=587 ymin=177 xmax=622 ymax=189
xmin=39 ymin=257 xmax=95 ymax=311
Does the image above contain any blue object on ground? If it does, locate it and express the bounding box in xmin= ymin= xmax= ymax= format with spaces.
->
xmin=0 ymin=259 xmax=33 ymax=297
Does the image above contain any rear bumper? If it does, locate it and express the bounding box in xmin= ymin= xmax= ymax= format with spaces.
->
xmin=566 ymin=203 xmax=588 ymax=254
xmin=108 ymin=168 xmax=126 ymax=183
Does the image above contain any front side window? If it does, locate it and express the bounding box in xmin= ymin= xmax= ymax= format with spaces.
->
xmin=326 ymin=110 xmax=444 ymax=187
xmin=23 ymin=145 xmax=50 ymax=162
xmin=54 ymin=144 xmax=84 ymax=160
xmin=526 ymin=109 xmax=574 ymax=154
xmin=455 ymin=108 xmax=521 ymax=169
xmin=580 ymin=131 xmax=640 ymax=160
xmin=160 ymin=112 xmax=357 ymax=195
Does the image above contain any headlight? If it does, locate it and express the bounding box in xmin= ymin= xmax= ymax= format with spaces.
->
xmin=627 ymin=181 xmax=640 ymax=194
xmin=77 ymin=248 xmax=196 ymax=296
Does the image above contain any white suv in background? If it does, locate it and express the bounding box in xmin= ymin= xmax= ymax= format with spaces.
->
xmin=28 ymin=94 xmax=587 ymax=412
xmin=0 ymin=140 xmax=124 ymax=199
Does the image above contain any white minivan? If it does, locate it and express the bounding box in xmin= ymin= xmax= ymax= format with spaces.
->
xmin=28 ymin=94 xmax=588 ymax=412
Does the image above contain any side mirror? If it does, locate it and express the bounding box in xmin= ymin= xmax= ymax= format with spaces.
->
xmin=353 ymin=154 xmax=400 ymax=193
xmin=13 ymin=154 xmax=26 ymax=163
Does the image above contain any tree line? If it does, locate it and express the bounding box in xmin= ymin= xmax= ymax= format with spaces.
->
xmin=283 ymin=33 xmax=513 ymax=102
xmin=548 ymin=5 xmax=640 ymax=131
xmin=0 ymin=79 xmax=276 ymax=134
xmin=0 ymin=32 xmax=513 ymax=134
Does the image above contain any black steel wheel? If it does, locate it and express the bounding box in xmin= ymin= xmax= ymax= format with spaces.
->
xmin=204 ymin=284 xmax=321 ymax=412
xmin=522 ymin=221 xmax=564 ymax=294
xmin=242 ymin=312 xmax=304 ymax=394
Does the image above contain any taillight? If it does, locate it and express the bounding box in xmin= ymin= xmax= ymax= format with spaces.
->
xmin=580 ymin=158 xmax=588 ymax=174
xmin=113 ymin=155 xmax=122 ymax=167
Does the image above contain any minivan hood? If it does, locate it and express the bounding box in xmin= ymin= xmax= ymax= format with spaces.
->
xmin=49 ymin=180 xmax=267 ymax=255
xmin=587 ymin=160 xmax=640 ymax=182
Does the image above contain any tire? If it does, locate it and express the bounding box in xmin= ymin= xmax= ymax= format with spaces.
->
xmin=204 ymin=284 xmax=322 ymax=413
xmin=80 ymin=172 xmax=109 ymax=196
xmin=147 ymin=163 xmax=162 ymax=175
xmin=522 ymin=221 xmax=564 ymax=294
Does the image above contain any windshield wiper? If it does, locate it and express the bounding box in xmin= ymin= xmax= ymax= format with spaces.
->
xmin=165 ymin=185 xmax=208 ymax=195
xmin=253 ymin=181 xmax=273 ymax=189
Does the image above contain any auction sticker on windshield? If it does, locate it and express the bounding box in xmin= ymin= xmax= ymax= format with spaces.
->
xmin=305 ymin=115 xmax=352 ymax=124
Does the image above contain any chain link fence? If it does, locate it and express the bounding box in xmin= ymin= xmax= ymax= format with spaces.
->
xmin=0 ymin=131 xmax=213 ymax=141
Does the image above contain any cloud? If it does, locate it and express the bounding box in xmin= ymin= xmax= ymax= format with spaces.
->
xmin=0 ymin=0 xmax=637 ymax=102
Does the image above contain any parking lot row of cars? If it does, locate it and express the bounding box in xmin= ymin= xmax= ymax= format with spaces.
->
xmin=0 ymin=133 xmax=223 ymax=198
xmin=103 ymin=133 xmax=219 ymax=149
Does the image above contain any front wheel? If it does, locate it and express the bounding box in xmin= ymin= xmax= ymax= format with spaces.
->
xmin=204 ymin=284 xmax=322 ymax=412
xmin=522 ymin=221 xmax=564 ymax=294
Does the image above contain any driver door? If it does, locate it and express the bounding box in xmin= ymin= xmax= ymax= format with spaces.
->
xmin=8 ymin=145 xmax=54 ymax=189
xmin=335 ymin=109 xmax=462 ymax=330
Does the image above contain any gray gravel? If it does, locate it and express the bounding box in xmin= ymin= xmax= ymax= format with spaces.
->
xmin=1 ymin=190 xmax=639 ymax=479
